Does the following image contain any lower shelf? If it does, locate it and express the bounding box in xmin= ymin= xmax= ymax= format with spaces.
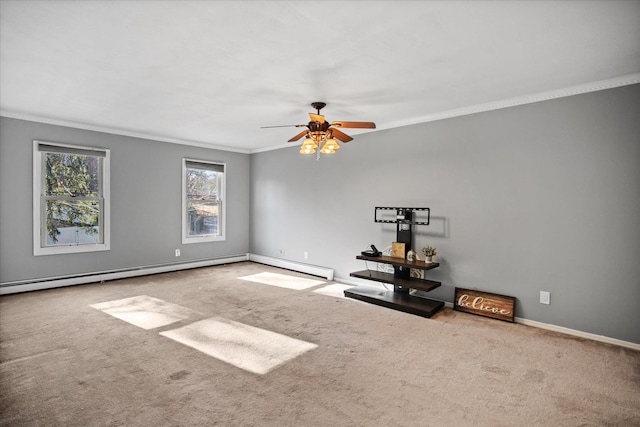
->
xmin=344 ymin=287 xmax=445 ymax=318
xmin=350 ymin=270 xmax=441 ymax=292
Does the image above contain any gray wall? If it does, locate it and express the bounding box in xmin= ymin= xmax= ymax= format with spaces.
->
xmin=1 ymin=85 xmax=638 ymax=344
xmin=250 ymin=85 xmax=640 ymax=344
xmin=0 ymin=117 xmax=251 ymax=283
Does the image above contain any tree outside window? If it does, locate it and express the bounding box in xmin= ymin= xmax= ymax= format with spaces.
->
xmin=44 ymin=152 xmax=101 ymax=244
xmin=34 ymin=141 xmax=109 ymax=255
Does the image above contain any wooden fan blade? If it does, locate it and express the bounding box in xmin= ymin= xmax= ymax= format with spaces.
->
xmin=331 ymin=121 xmax=376 ymax=129
xmin=330 ymin=128 xmax=353 ymax=142
xmin=288 ymin=129 xmax=309 ymax=142
xmin=261 ymin=124 xmax=306 ymax=128
xmin=309 ymin=113 xmax=325 ymax=124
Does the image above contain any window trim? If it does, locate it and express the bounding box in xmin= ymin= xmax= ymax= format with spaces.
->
xmin=33 ymin=140 xmax=110 ymax=256
xmin=181 ymin=158 xmax=226 ymax=244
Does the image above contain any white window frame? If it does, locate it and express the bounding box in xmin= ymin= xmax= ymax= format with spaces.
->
xmin=33 ymin=140 xmax=110 ymax=256
xmin=181 ymin=158 xmax=226 ymax=244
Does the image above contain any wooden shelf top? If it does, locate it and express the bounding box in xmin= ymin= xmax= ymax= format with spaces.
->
xmin=356 ymin=254 xmax=440 ymax=271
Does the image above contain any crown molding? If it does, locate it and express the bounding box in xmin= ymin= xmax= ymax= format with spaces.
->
xmin=3 ymin=73 xmax=638 ymax=155
xmin=376 ymin=73 xmax=640 ymax=132
xmin=0 ymin=111 xmax=252 ymax=154
xmin=251 ymin=142 xmax=297 ymax=154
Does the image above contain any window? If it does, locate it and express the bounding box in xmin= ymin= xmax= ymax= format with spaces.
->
xmin=182 ymin=159 xmax=225 ymax=243
xmin=33 ymin=141 xmax=110 ymax=255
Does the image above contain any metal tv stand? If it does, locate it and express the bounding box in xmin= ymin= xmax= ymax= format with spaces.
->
xmin=345 ymin=207 xmax=444 ymax=318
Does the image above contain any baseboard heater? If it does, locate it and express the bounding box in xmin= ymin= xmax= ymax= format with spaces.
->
xmin=0 ymin=254 xmax=250 ymax=295
xmin=248 ymin=254 xmax=334 ymax=281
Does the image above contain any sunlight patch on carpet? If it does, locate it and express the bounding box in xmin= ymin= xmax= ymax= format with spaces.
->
xmin=90 ymin=295 xmax=199 ymax=330
xmin=313 ymin=283 xmax=354 ymax=298
xmin=160 ymin=317 xmax=318 ymax=375
xmin=238 ymin=272 xmax=325 ymax=290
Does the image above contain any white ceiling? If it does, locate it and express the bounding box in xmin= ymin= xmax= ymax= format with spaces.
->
xmin=1 ymin=1 xmax=639 ymax=153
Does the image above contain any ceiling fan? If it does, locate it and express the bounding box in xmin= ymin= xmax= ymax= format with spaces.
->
xmin=262 ymin=102 xmax=376 ymax=156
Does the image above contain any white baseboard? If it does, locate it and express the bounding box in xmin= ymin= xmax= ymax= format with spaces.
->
xmin=514 ymin=317 xmax=640 ymax=351
xmin=0 ymin=254 xmax=249 ymax=295
xmin=248 ymin=254 xmax=334 ymax=281
xmin=334 ymin=276 xmax=639 ymax=351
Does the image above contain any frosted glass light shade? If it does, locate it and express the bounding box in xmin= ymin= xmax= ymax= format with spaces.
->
xmin=324 ymin=138 xmax=340 ymax=150
xmin=300 ymin=145 xmax=315 ymax=154
xmin=320 ymin=138 xmax=339 ymax=154
xmin=320 ymin=145 xmax=336 ymax=154
xmin=301 ymin=137 xmax=317 ymax=149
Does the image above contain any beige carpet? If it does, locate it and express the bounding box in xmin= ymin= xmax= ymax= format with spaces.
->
xmin=1 ymin=261 xmax=638 ymax=426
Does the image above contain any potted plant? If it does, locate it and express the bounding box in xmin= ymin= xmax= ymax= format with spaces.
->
xmin=422 ymin=245 xmax=437 ymax=263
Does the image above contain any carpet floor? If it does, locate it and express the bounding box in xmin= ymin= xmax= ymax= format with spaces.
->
xmin=1 ymin=261 xmax=638 ymax=426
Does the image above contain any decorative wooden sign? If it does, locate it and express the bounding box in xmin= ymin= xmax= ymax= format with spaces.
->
xmin=390 ymin=242 xmax=406 ymax=259
xmin=454 ymin=287 xmax=516 ymax=323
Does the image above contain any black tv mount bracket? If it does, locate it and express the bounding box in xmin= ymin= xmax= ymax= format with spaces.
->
xmin=374 ymin=206 xmax=430 ymax=227
xmin=374 ymin=206 xmax=430 ymax=251
xmin=374 ymin=207 xmax=430 ymax=279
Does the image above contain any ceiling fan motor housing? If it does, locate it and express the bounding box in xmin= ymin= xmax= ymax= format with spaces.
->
xmin=308 ymin=121 xmax=330 ymax=132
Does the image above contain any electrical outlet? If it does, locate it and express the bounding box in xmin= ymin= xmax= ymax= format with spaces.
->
xmin=304 ymin=251 xmax=308 ymax=259
xmin=540 ymin=291 xmax=550 ymax=305
xmin=175 ymin=249 xmax=181 ymax=257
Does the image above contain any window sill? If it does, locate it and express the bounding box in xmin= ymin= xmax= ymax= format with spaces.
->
xmin=34 ymin=243 xmax=110 ymax=256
